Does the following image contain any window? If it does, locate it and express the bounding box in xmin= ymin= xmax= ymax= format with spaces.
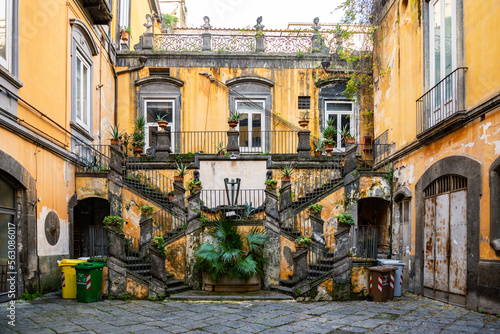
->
xmin=0 ymin=0 xmax=11 ymax=70
xmin=236 ymin=100 xmax=265 ymax=153
xmin=298 ymin=96 xmax=310 ymax=110
xmin=325 ymin=101 xmax=354 ymax=149
xmin=119 ymin=0 xmax=130 ymax=29
xmin=144 ymin=99 xmax=174 ymax=149
xmin=429 ymin=0 xmax=456 ymax=105
xmin=75 ymin=55 xmax=91 ymax=131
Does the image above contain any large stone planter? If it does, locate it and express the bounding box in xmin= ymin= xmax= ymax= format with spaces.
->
xmin=202 ymin=273 xmax=261 ymax=292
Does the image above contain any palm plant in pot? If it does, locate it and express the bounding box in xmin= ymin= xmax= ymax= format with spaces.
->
xmin=174 ymin=161 xmax=190 ymax=181
xmin=228 ymin=111 xmax=241 ymax=130
xmin=109 ymin=125 xmax=123 ymax=146
xmin=280 ymin=163 xmax=294 ymax=182
xmin=312 ymin=137 xmax=323 ymax=156
xmin=156 ymin=114 xmax=169 ymax=131
xmin=131 ymin=116 xmax=146 ymax=156
xmin=195 ymin=215 xmax=269 ymax=291
xmin=298 ymin=111 xmax=310 ymax=128
xmin=322 ymin=118 xmax=337 ymax=156
xmin=341 ymin=124 xmax=355 ymax=145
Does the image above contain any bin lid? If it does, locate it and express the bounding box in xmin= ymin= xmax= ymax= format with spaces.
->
xmin=378 ymin=259 xmax=401 ymax=265
xmin=58 ymin=259 xmax=87 ymax=267
xmin=369 ymin=265 xmax=397 ymax=272
xmin=73 ymin=262 xmax=105 ymax=269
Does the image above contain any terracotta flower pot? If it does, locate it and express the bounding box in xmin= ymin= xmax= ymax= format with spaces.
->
xmin=228 ymin=120 xmax=238 ymax=130
xmin=168 ymin=194 xmax=174 ymax=201
xmin=298 ymin=120 xmax=309 ymax=128
xmin=344 ymin=137 xmax=356 ymax=145
xmin=281 ymin=176 xmax=291 ymax=182
xmin=314 ymin=151 xmax=322 ymax=157
xmin=324 ymin=142 xmax=334 ymax=156
xmin=174 ymin=176 xmax=184 ymax=182
xmin=157 ymin=120 xmax=168 ymax=131
xmin=110 ymin=139 xmax=121 ymax=146
xmin=134 ymin=147 xmax=143 ymax=156
xmin=120 ymin=31 xmax=130 ymax=42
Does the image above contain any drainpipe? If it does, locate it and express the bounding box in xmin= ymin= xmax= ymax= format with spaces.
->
xmin=114 ymin=56 xmax=148 ymax=126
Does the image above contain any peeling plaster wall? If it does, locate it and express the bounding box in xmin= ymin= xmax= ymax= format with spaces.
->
xmin=76 ymin=177 xmax=109 ymax=201
xmin=165 ymin=236 xmax=187 ymax=281
xmin=280 ymin=235 xmax=295 ymax=281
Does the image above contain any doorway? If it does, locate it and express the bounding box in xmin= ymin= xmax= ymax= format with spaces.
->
xmin=73 ymin=198 xmax=110 ymax=258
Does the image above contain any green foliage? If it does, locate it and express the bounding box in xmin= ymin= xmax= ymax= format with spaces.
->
xmin=296 ymin=50 xmax=305 ymax=59
xmin=242 ymin=202 xmax=255 ymax=219
xmin=153 ymin=236 xmax=167 ymax=258
xmin=478 ymin=309 xmax=486 ymax=314
xmin=341 ymin=124 xmax=354 ymax=139
xmin=148 ymin=293 xmax=166 ymax=302
xmin=186 ymin=152 xmax=195 ymax=158
xmin=156 ymin=114 xmax=168 ymax=122
xmin=264 ymin=179 xmax=277 ymax=188
xmin=295 ymin=288 xmax=302 ymax=295
xmin=280 ymin=163 xmax=294 ymax=177
xmin=322 ymin=118 xmax=337 ymax=144
xmin=122 ymin=27 xmax=131 ymax=34
xmin=20 ymin=292 xmax=43 ymax=301
xmin=187 ymin=180 xmax=202 ymax=192
xmin=103 ymin=216 xmax=125 ymax=233
xmin=384 ymin=167 xmax=394 ymax=182
xmin=228 ymin=110 xmax=241 ymax=121
xmin=308 ymin=204 xmax=323 ymax=213
xmin=140 ymin=205 xmax=154 ymax=215
xmin=163 ymin=13 xmax=179 ymax=28
xmin=109 ymin=125 xmax=123 ymax=140
xmin=175 ymin=161 xmax=190 ymax=176
xmin=335 ymin=212 xmax=355 ymax=226
xmin=295 ymin=235 xmax=312 ymax=247
xmin=132 ymin=116 xmax=146 ymax=148
xmin=258 ymin=151 xmax=270 ymax=156
xmin=299 ymin=111 xmax=309 ymax=120
xmin=195 ymin=215 xmax=269 ymax=282
xmin=312 ymin=137 xmax=324 ymax=152
xmin=215 ymin=142 xmax=225 ymax=155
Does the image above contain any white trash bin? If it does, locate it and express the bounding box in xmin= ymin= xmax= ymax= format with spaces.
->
xmin=378 ymin=259 xmax=405 ymax=297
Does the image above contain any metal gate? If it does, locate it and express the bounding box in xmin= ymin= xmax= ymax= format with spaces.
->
xmin=423 ymin=175 xmax=467 ymax=305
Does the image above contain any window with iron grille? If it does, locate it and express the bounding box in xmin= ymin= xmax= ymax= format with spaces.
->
xmin=298 ymin=96 xmax=310 ymax=109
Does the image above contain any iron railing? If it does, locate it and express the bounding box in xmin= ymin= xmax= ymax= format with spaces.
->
xmin=169 ymin=130 xmax=298 ymax=154
xmin=124 ymin=233 xmax=151 ymax=279
xmin=355 ymin=143 xmax=393 ymax=173
xmin=291 ymin=156 xmax=344 ymax=210
xmin=123 ymin=159 xmax=174 ymax=206
xmin=200 ymin=189 xmax=266 ymax=220
xmin=153 ymin=34 xmax=203 ymax=51
xmin=152 ymin=208 xmax=186 ymax=239
xmin=89 ymin=226 xmax=108 ymax=258
xmin=212 ymin=35 xmax=256 ymax=52
xmin=264 ymin=35 xmax=312 ymax=53
xmin=75 ymin=144 xmax=110 ymax=173
xmin=417 ymin=67 xmax=467 ymax=135
xmin=355 ymin=225 xmax=378 ymax=259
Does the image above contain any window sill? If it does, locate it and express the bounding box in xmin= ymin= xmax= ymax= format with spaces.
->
xmin=0 ymin=66 xmax=23 ymax=90
xmin=70 ymin=121 xmax=94 ymax=141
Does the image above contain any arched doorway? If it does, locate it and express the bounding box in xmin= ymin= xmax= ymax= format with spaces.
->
xmin=423 ymin=175 xmax=467 ymax=305
xmin=0 ymin=176 xmax=17 ymax=302
xmin=73 ymin=198 xmax=110 ymax=258
xmin=358 ymin=197 xmax=391 ymax=258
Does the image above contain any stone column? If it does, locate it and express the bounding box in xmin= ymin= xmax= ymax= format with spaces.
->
xmin=106 ymin=226 xmax=127 ymax=297
xmin=263 ymin=171 xmax=281 ymax=288
xmin=279 ymin=180 xmax=294 ymax=229
xmin=149 ymin=247 xmax=167 ymax=297
xmin=173 ymin=178 xmax=186 ymax=214
xmin=331 ymin=223 xmax=352 ymax=300
xmin=310 ymin=212 xmax=325 ymax=246
xmin=297 ymin=130 xmax=312 ymax=158
xmin=255 ymin=33 xmax=264 ymax=52
xmin=139 ymin=213 xmax=153 ymax=249
xmin=108 ymin=145 xmax=123 ymax=219
xmin=226 ymin=130 xmax=240 ymax=155
xmin=202 ymin=32 xmax=211 ymax=51
xmin=142 ymin=32 xmax=154 ymax=49
xmin=292 ymin=247 xmax=308 ymax=286
xmin=155 ymin=130 xmax=171 ymax=160
xmin=343 ymin=144 xmax=357 ymax=176
xmin=185 ymin=184 xmax=202 ymax=289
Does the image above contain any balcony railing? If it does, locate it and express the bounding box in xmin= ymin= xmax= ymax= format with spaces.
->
xmin=170 ymin=130 xmax=298 ymax=154
xmin=75 ymin=144 xmax=110 ymax=173
xmin=355 ymin=143 xmax=393 ymax=173
xmin=417 ymin=67 xmax=467 ymax=135
xmin=200 ymin=189 xmax=266 ymax=221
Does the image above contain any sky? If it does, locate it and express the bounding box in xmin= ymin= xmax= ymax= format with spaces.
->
xmin=183 ymin=0 xmax=345 ymax=29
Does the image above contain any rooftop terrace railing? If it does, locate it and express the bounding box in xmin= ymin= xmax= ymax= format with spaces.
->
xmin=417 ymin=67 xmax=467 ymax=136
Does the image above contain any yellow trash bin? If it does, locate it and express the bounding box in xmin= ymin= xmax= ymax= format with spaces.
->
xmin=58 ymin=259 xmax=87 ymax=299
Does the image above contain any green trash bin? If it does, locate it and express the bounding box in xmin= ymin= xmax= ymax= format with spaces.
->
xmin=73 ymin=262 xmax=105 ymax=303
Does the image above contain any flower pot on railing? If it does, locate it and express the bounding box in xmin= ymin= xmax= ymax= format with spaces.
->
xmin=298 ymin=119 xmax=309 ymax=128
xmin=343 ymin=137 xmax=356 ymax=145
xmin=228 ymin=120 xmax=238 ymax=130
xmin=134 ymin=147 xmax=143 ymax=156
xmin=110 ymin=139 xmax=121 ymax=146
xmin=157 ymin=120 xmax=168 ymax=131
xmin=324 ymin=142 xmax=334 ymax=156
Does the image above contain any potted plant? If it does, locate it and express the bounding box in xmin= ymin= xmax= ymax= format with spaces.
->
xmin=168 ymin=190 xmax=175 ymax=202
xmin=187 ymin=179 xmax=202 ymax=193
xmin=120 ymin=27 xmax=131 ymax=42
xmin=280 ymin=163 xmax=294 ymax=182
xmin=295 ymin=235 xmax=311 ymax=248
xmin=195 ymin=215 xmax=269 ymax=292
xmin=103 ymin=216 xmax=125 ymax=233
xmin=264 ymin=179 xmax=277 ymax=190
xmin=341 ymin=124 xmax=355 ymax=145
xmin=109 ymin=125 xmax=123 ymax=146
xmin=174 ymin=161 xmax=190 ymax=181
xmin=152 ymin=235 xmax=167 ymax=258
xmin=307 ymin=203 xmax=323 ymax=214
xmin=215 ymin=142 xmax=225 ymax=156
xmin=162 ymin=13 xmax=179 ymax=34
xmin=312 ymin=137 xmax=323 ymax=157
xmin=298 ymin=111 xmax=310 ymax=128
xmin=156 ymin=114 xmax=169 ymax=131
xmin=322 ymin=118 xmax=337 ymax=156
xmin=140 ymin=205 xmax=154 ymax=215
xmin=334 ymin=212 xmax=355 ymax=226
xmin=131 ymin=115 xmax=146 ymax=156
xmin=228 ymin=111 xmax=241 ymax=130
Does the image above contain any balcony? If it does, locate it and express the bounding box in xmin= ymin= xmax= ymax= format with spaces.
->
xmin=417 ymin=67 xmax=467 ymax=137
xmin=80 ymin=0 xmax=112 ymax=25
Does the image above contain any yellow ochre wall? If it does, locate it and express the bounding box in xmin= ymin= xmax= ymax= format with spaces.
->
xmin=373 ymin=0 xmax=500 ymax=261
xmin=117 ymin=66 xmax=328 ymax=139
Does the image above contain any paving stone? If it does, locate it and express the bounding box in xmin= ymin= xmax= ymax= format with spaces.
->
xmin=201 ymin=324 xmax=234 ymax=333
xmin=352 ymin=318 xmax=390 ymax=328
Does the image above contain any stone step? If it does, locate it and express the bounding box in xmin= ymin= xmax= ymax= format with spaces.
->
xmin=279 ymin=279 xmax=294 ymax=288
xmin=270 ymin=285 xmax=293 ymax=295
xmin=166 ymin=279 xmax=185 ymax=287
xmin=166 ymin=285 xmax=191 ymax=294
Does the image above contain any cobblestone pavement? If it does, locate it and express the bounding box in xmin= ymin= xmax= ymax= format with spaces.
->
xmin=1 ymin=293 xmax=499 ymax=334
